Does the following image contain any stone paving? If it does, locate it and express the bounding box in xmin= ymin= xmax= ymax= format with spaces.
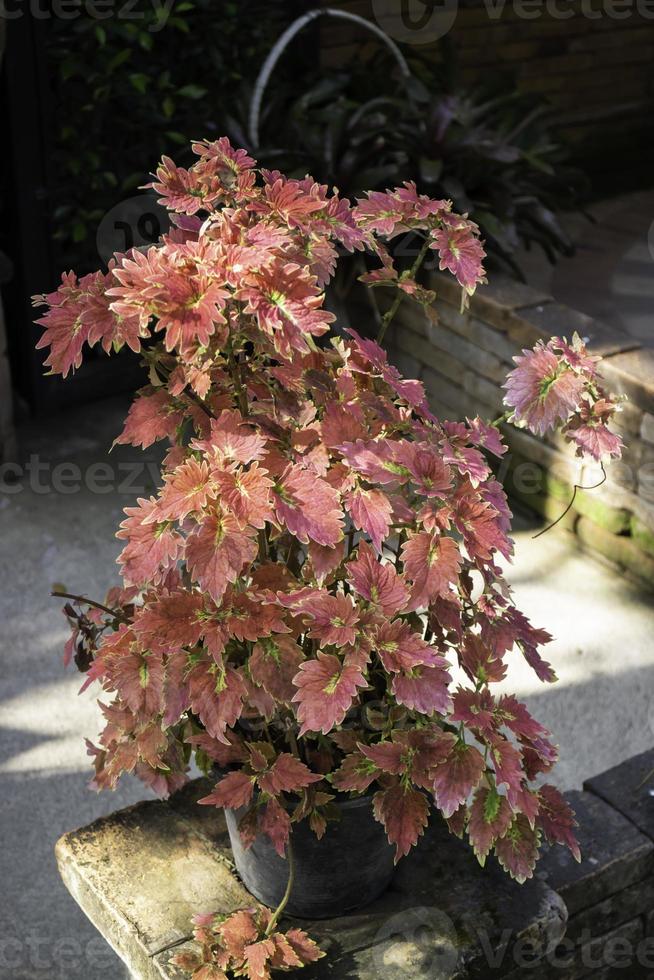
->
xmin=2 ymin=386 xmax=654 ymax=979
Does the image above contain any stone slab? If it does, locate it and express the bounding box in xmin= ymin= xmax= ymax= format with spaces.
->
xmin=55 ymin=795 xmax=251 ymax=980
xmin=584 ymin=747 xmax=654 ymax=841
xmin=56 ymin=782 xmax=567 ymax=980
xmin=536 ymin=790 xmax=654 ymax=917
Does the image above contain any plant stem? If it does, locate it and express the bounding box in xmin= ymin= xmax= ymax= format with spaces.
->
xmin=490 ymin=411 xmax=511 ymax=428
xmin=376 ymin=236 xmax=432 ymax=346
xmin=265 ymin=841 xmax=295 ymax=936
xmin=226 ymin=335 xmax=248 ymax=416
xmin=52 ymin=591 xmax=125 ymax=620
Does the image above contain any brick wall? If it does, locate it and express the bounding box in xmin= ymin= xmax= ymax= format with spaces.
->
xmin=514 ymin=749 xmax=654 ymax=978
xmin=350 ymin=270 xmax=654 ymax=589
xmin=320 ymin=1 xmax=654 ymax=188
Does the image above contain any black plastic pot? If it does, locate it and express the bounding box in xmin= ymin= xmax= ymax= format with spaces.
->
xmin=224 ymin=793 xmax=396 ymax=919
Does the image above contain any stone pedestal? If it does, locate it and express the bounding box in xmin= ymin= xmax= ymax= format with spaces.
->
xmin=56 ymin=751 xmax=654 ymax=979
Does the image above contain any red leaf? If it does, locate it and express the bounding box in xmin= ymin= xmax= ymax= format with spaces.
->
xmin=494 ymin=814 xmax=541 ymax=884
xmin=432 ymin=742 xmax=486 ymax=818
xmin=158 ymin=457 xmax=216 ymax=520
xmin=117 ymin=497 xmax=182 ymax=586
xmin=185 ymin=509 xmax=258 ymax=602
xmin=187 ymin=662 xmax=246 ymax=741
xmin=468 ymin=786 xmax=513 ymax=865
xmin=346 ymin=542 xmax=408 ymax=615
xmin=199 ymin=771 xmax=255 ymax=810
xmin=282 ymin=929 xmax=324 ymax=966
xmin=359 ymin=741 xmax=405 ymax=775
xmin=257 ymin=754 xmax=322 ymax=795
xmin=373 ymin=783 xmax=429 ymax=862
xmin=302 ymin=593 xmax=359 ymax=647
xmin=345 ymin=487 xmax=393 ymax=551
xmin=375 ymin=619 xmax=443 ymax=673
xmin=274 ymin=464 xmax=344 ymax=548
xmin=537 ymin=784 xmax=581 ymax=862
xmin=331 ymin=750 xmax=378 ymax=792
xmin=259 ymin=797 xmax=291 ymax=857
xmin=192 ymin=409 xmax=268 ymax=465
xmin=214 ymin=463 xmax=274 ymax=529
xmin=292 ymin=653 xmax=367 ymax=735
xmin=243 ymin=938 xmax=276 ymax=980
xmin=116 ymin=389 xmax=183 ymax=449
xmin=391 ymin=664 xmax=452 ymax=716
xmin=249 ymin=636 xmax=304 ymax=702
xmin=402 ymin=531 xmax=461 ymax=608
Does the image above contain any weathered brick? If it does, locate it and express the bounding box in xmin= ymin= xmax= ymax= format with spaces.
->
xmin=601 ymin=349 xmax=654 ymax=415
xmin=584 ymin=748 xmax=654 ymax=843
xmin=543 ymin=472 xmax=631 ymax=534
xmin=576 ymin=515 xmax=654 ymax=588
xmin=539 ymin=793 xmax=654 ymax=931
xmin=516 ymin=303 xmax=639 ymax=358
xmin=641 ymin=412 xmax=654 ymax=446
xmin=631 ymin=516 xmax=654 ymax=557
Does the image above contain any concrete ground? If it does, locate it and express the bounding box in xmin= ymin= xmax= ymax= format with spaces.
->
xmin=1 ymin=393 xmax=654 ymax=980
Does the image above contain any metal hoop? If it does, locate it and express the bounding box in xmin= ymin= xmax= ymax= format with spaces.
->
xmin=248 ymin=8 xmax=410 ymax=149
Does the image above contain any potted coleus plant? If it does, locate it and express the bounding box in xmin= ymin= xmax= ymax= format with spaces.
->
xmin=35 ymin=138 xmax=623 ymax=978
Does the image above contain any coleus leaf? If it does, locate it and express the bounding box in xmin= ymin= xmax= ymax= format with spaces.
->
xmin=432 ymin=742 xmax=486 ymax=818
xmin=185 ymin=509 xmax=258 ymax=603
xmin=199 ymin=771 xmax=255 ymax=810
xmin=249 ymin=636 xmax=305 ymax=702
xmin=330 ymin=750 xmax=378 ymax=793
xmin=373 ymin=782 xmax=430 ymax=863
xmin=401 ymin=531 xmax=462 ymax=608
xmin=346 ymin=541 xmax=408 ymax=615
xmin=115 ymin=388 xmax=183 ymax=449
xmin=494 ymin=814 xmax=541 ymax=884
xmin=537 ymin=784 xmax=581 ymax=862
xmin=345 ymin=487 xmax=393 ymax=552
xmin=157 ymin=457 xmax=216 ymax=520
xmin=273 ymin=464 xmax=344 ymax=547
xmin=391 ymin=664 xmax=452 ymax=716
xmin=292 ymin=653 xmax=368 ymax=735
xmin=256 ymin=753 xmax=322 ymax=796
xmin=187 ymin=662 xmax=247 ymax=742
xmin=117 ymin=496 xmax=183 ymax=586
xmin=301 ymin=593 xmax=359 ymax=647
xmin=468 ymin=785 xmax=513 ymax=865
xmin=259 ymin=797 xmax=291 ymax=857
xmin=374 ymin=619 xmax=443 ymax=673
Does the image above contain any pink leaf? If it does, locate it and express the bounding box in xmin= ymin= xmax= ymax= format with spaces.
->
xmin=373 ymin=782 xmax=430 ymax=862
xmin=494 ymin=814 xmax=541 ymax=884
xmin=432 ymin=742 xmax=486 ymax=818
xmin=199 ymin=771 xmax=255 ymax=810
xmin=402 ymin=531 xmax=461 ymax=608
xmin=185 ymin=510 xmax=258 ymax=603
xmin=345 ymin=487 xmax=393 ymax=551
xmin=292 ymin=653 xmax=367 ymax=735
xmin=347 ymin=542 xmax=408 ymax=615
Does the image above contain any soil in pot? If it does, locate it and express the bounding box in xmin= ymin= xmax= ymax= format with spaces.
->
xmin=225 ymin=793 xmax=396 ymax=919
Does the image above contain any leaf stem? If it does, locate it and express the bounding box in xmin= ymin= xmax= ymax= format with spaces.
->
xmin=376 ymin=236 xmax=432 ymax=346
xmin=52 ymin=591 xmax=125 ymax=621
xmin=265 ymin=840 xmax=295 ymax=936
